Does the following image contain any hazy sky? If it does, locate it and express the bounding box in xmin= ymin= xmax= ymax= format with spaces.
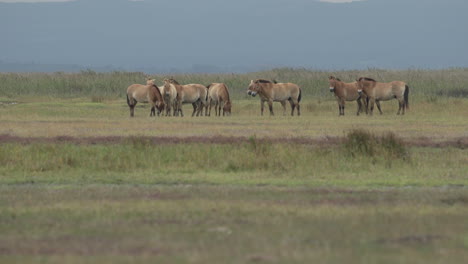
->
xmin=1 ymin=0 xmax=467 ymax=72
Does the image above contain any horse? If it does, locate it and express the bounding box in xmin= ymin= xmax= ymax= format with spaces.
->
xmin=160 ymin=80 xmax=178 ymax=116
xmin=144 ymin=78 xmax=167 ymax=116
xmin=126 ymin=80 xmax=165 ymax=117
xmin=164 ymin=78 xmax=207 ymax=117
xmin=206 ymin=83 xmax=232 ymax=116
xmin=356 ymin=77 xmax=409 ymax=115
xmin=247 ymin=79 xmax=301 ymax=116
xmin=328 ymin=76 xmax=366 ymax=116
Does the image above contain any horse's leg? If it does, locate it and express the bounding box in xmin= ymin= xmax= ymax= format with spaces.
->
xmin=195 ymin=101 xmax=202 ymax=117
xmin=260 ymin=100 xmax=265 ymax=116
xmin=397 ymin=98 xmax=405 ymax=115
xmin=369 ymin=98 xmax=375 ymax=115
xmin=201 ymin=101 xmax=206 ymax=116
xmin=178 ymin=100 xmax=184 ymax=117
xmin=216 ymin=101 xmax=223 ymax=116
xmin=129 ymin=99 xmax=136 ymax=117
xmin=376 ymin=100 xmax=383 ymax=115
xmin=280 ymin=101 xmax=286 ymax=116
xmin=208 ymin=99 xmax=212 ymax=117
xmin=364 ymin=96 xmax=369 ymax=115
xmin=198 ymin=101 xmax=205 ymax=116
xmin=340 ymin=99 xmax=345 ymax=116
xmin=191 ymin=102 xmax=197 ymax=117
xmin=150 ymin=105 xmax=155 ymax=117
xmin=356 ymin=98 xmax=362 ymax=116
xmin=130 ymin=104 xmax=136 ymax=117
xmin=289 ymin=99 xmax=295 ymax=116
xmin=401 ymin=98 xmax=406 ymax=115
xmin=268 ymin=100 xmax=274 ymax=116
xmin=173 ymin=101 xmax=178 ymax=116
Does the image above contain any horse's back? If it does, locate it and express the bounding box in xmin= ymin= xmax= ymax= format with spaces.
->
xmin=181 ymin=84 xmax=205 ymax=103
xmin=342 ymin=82 xmax=360 ymax=101
xmin=391 ymin=81 xmax=407 ymax=97
xmin=127 ymin=84 xmax=149 ymax=101
xmin=272 ymin=83 xmax=300 ymax=101
xmin=373 ymin=81 xmax=406 ymax=100
xmin=209 ymin=83 xmax=229 ymax=102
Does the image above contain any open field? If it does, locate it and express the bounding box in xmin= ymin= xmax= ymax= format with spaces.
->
xmin=0 ymin=69 xmax=467 ymax=263
xmin=1 ymin=185 xmax=468 ymax=264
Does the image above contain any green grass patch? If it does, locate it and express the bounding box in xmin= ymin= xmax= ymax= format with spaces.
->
xmin=0 ymin=139 xmax=466 ymax=187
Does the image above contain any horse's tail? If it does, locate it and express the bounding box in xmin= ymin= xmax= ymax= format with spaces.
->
xmin=126 ymin=93 xmax=131 ymax=106
xmin=298 ymin=88 xmax=302 ymax=103
xmin=404 ymin=85 xmax=409 ymax=110
xmin=204 ymin=85 xmax=209 ymax=102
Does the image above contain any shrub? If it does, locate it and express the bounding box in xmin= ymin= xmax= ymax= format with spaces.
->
xmin=344 ymin=129 xmax=409 ymax=161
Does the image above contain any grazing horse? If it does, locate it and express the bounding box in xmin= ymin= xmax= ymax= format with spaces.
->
xmin=145 ymin=78 xmax=165 ymax=116
xmin=247 ymin=79 xmax=301 ymax=116
xmin=126 ymin=80 xmax=164 ymax=117
xmin=328 ymin=76 xmax=366 ymax=116
xmin=356 ymin=77 xmax=409 ymax=115
xmin=164 ymin=78 xmax=207 ymax=117
xmin=207 ymin=83 xmax=232 ymax=116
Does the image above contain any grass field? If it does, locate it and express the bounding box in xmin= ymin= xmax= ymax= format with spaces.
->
xmin=0 ymin=69 xmax=467 ymax=263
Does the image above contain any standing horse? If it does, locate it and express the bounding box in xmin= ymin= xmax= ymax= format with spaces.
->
xmin=164 ymin=78 xmax=207 ymax=117
xmin=126 ymin=80 xmax=165 ymax=117
xmin=247 ymin=79 xmax=301 ymax=116
xmin=328 ymin=76 xmax=366 ymax=116
xmin=160 ymin=81 xmax=178 ymax=116
xmin=207 ymin=83 xmax=232 ymax=116
xmin=356 ymin=77 xmax=409 ymax=115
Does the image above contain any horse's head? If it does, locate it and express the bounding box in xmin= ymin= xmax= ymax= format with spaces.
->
xmin=328 ymin=76 xmax=339 ymax=92
xmin=356 ymin=77 xmax=376 ymax=95
xmin=223 ymin=101 xmax=232 ymax=116
xmin=146 ymin=78 xmax=156 ymax=85
xmin=247 ymin=79 xmax=268 ymax=96
xmin=162 ymin=81 xmax=172 ymax=96
xmin=247 ymin=80 xmax=258 ymax=96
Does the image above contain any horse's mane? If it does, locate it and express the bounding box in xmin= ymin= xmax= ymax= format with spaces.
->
xmin=223 ymin=84 xmax=231 ymax=102
xmin=329 ymin=76 xmax=341 ymax=81
xmin=168 ymin=78 xmax=180 ymax=85
xmin=256 ymin=79 xmax=273 ymax=84
xmin=358 ymin=77 xmax=376 ymax=82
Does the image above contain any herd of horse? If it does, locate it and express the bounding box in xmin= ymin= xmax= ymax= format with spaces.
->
xmin=126 ymin=78 xmax=231 ymax=117
xmin=126 ymin=76 xmax=409 ymax=117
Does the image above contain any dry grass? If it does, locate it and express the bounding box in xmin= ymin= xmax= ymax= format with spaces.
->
xmin=0 ymin=98 xmax=467 ymax=141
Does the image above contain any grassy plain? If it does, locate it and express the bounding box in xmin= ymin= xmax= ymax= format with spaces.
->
xmin=0 ymin=69 xmax=467 ymax=263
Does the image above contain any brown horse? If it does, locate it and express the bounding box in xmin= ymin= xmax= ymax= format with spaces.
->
xmin=356 ymin=77 xmax=409 ymax=115
xmin=164 ymin=78 xmax=208 ymax=117
xmin=160 ymin=81 xmax=178 ymax=116
xmin=247 ymin=79 xmax=301 ymax=116
xmin=328 ymin=76 xmax=366 ymax=116
xmin=126 ymin=80 xmax=164 ymax=117
xmin=207 ymin=83 xmax=232 ymax=116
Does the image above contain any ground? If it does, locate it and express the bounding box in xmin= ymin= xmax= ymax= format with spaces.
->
xmin=0 ymin=97 xmax=467 ymax=263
